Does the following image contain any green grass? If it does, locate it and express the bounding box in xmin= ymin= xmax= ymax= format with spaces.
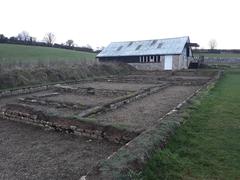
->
xmin=0 ymin=43 xmax=96 ymax=64
xmin=194 ymin=53 xmax=240 ymax=58
xmin=141 ymin=70 xmax=240 ymax=179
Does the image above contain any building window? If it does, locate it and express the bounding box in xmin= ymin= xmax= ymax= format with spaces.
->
xmin=117 ymin=46 xmax=123 ymax=51
xmin=187 ymin=47 xmax=190 ymax=57
xmin=135 ymin=45 xmax=142 ymax=50
xmin=128 ymin=42 xmax=133 ymax=47
xmin=151 ymin=40 xmax=157 ymax=46
xmin=157 ymin=43 xmax=163 ymax=49
xmin=150 ymin=56 xmax=154 ymax=63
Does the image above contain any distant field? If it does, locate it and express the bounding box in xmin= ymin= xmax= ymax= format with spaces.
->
xmin=194 ymin=53 xmax=240 ymax=58
xmin=0 ymin=44 xmax=96 ymax=64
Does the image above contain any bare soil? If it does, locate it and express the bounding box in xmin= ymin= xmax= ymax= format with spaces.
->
xmin=93 ymin=86 xmax=200 ymax=132
xmin=72 ymin=82 xmax=157 ymax=91
xmin=0 ymin=119 xmax=120 ymax=180
xmin=0 ymin=70 xmax=215 ymax=180
xmin=45 ymin=94 xmax=116 ymax=106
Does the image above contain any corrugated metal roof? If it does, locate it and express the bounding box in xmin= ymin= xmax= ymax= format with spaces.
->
xmin=97 ymin=36 xmax=190 ymax=57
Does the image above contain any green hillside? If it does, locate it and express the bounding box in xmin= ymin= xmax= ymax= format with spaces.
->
xmin=0 ymin=44 xmax=96 ymax=64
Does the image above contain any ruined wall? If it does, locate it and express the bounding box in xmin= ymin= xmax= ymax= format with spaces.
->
xmin=0 ymin=104 xmax=138 ymax=144
xmin=84 ymin=70 xmax=223 ymax=180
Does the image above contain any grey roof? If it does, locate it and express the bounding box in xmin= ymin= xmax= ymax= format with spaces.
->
xmin=97 ymin=36 xmax=190 ymax=57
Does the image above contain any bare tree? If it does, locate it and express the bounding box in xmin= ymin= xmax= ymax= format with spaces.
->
xmin=43 ymin=32 xmax=56 ymax=45
xmin=66 ymin=39 xmax=74 ymax=47
xmin=17 ymin=31 xmax=30 ymax=41
xmin=209 ymin=39 xmax=217 ymax=49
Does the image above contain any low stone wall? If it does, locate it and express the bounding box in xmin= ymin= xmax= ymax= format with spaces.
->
xmin=0 ymin=85 xmax=51 ymax=98
xmin=54 ymin=85 xmax=132 ymax=97
xmin=18 ymin=97 xmax=91 ymax=110
xmin=78 ymin=83 xmax=170 ymax=118
xmin=83 ymin=70 xmax=222 ymax=180
xmin=0 ymin=79 xmax=94 ymax=99
xmin=0 ymin=104 xmax=139 ymax=145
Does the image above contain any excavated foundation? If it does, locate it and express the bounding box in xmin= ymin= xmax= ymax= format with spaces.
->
xmin=0 ymin=70 xmax=218 ymax=179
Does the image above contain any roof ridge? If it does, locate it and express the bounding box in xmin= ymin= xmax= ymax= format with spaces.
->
xmin=111 ymin=36 xmax=189 ymax=44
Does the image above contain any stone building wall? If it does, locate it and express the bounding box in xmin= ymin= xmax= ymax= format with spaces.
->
xmin=128 ymin=56 xmax=165 ymax=70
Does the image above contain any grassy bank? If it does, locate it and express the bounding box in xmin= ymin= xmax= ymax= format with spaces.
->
xmin=0 ymin=44 xmax=137 ymax=89
xmin=141 ymin=70 xmax=240 ymax=179
xmin=0 ymin=62 xmax=135 ymax=89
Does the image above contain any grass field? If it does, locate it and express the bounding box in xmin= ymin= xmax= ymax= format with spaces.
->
xmin=0 ymin=44 xmax=96 ymax=65
xmin=141 ymin=70 xmax=240 ymax=179
xmin=0 ymin=43 xmax=135 ymax=89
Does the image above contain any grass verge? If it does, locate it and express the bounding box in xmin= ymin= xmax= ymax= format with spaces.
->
xmin=141 ymin=70 xmax=240 ymax=179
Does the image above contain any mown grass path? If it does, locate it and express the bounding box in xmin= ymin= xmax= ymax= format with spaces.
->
xmin=142 ymin=70 xmax=240 ymax=180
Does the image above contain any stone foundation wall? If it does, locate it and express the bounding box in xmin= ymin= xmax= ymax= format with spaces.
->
xmin=0 ymin=79 xmax=93 ymax=99
xmin=0 ymin=85 xmax=51 ymax=98
xmin=84 ymin=70 xmax=223 ymax=180
xmin=0 ymin=104 xmax=139 ymax=145
xmin=78 ymin=83 xmax=170 ymax=118
xmin=18 ymin=97 xmax=91 ymax=110
xmin=54 ymin=86 xmax=132 ymax=97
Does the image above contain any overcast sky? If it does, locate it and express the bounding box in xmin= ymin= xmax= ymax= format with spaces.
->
xmin=1 ymin=0 xmax=239 ymax=49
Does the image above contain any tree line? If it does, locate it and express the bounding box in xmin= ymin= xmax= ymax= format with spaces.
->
xmin=0 ymin=31 xmax=103 ymax=53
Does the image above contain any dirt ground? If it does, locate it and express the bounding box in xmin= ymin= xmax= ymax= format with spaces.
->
xmin=72 ymin=82 xmax=157 ymax=91
xmin=0 ymin=119 xmax=120 ymax=180
xmin=0 ymin=69 xmax=217 ymax=180
xmin=93 ymin=86 xmax=200 ymax=132
xmin=44 ymin=94 xmax=118 ymax=106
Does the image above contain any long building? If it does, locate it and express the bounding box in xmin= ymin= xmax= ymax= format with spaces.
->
xmin=97 ymin=36 xmax=198 ymax=70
